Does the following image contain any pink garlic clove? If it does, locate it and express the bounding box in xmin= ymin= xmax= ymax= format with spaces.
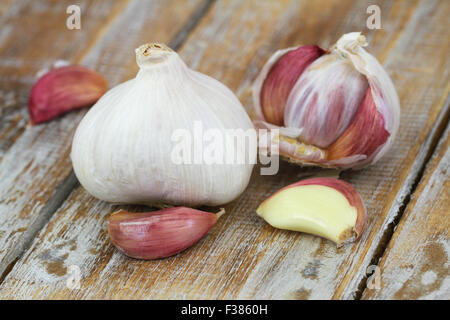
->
xmin=327 ymin=87 xmax=390 ymax=166
xmin=28 ymin=65 xmax=108 ymax=124
xmin=284 ymin=54 xmax=369 ymax=148
xmin=108 ymin=207 xmax=224 ymax=260
xmin=258 ymin=45 xmax=325 ymax=126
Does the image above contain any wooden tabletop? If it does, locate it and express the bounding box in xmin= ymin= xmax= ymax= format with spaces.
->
xmin=0 ymin=0 xmax=448 ymax=300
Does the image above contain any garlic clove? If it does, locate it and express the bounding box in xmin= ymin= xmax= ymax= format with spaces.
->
xmin=108 ymin=207 xmax=225 ymax=260
xmin=255 ymin=45 xmax=325 ymax=126
xmin=326 ymin=87 xmax=390 ymax=167
xmin=335 ymin=33 xmax=400 ymax=166
xmin=28 ymin=65 xmax=108 ymax=124
xmin=256 ymin=177 xmax=366 ymax=246
xmin=252 ymin=32 xmax=400 ymax=169
xmin=284 ymin=54 xmax=368 ymax=148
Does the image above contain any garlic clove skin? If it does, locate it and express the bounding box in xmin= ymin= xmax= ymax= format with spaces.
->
xmin=256 ymin=177 xmax=366 ymax=246
xmin=28 ymin=65 xmax=108 ymax=124
xmin=326 ymin=87 xmax=390 ymax=166
xmin=252 ymin=32 xmax=400 ymax=169
xmin=71 ymin=43 xmax=255 ymax=207
xmin=284 ymin=54 xmax=368 ymax=148
xmin=254 ymin=45 xmax=325 ymax=126
xmin=334 ymin=33 xmax=400 ymax=166
xmin=108 ymin=207 xmax=224 ymax=260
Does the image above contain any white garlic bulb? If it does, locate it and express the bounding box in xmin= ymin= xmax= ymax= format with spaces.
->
xmin=71 ymin=43 xmax=255 ymax=206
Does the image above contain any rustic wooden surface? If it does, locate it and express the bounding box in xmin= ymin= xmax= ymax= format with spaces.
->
xmin=0 ymin=0 xmax=204 ymax=274
xmin=362 ymin=123 xmax=450 ymax=299
xmin=0 ymin=0 xmax=448 ymax=299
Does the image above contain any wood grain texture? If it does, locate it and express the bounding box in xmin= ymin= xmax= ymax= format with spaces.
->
xmin=0 ymin=0 xmax=449 ymax=299
xmin=0 ymin=0 xmax=130 ymax=268
xmin=0 ymin=0 xmax=204 ymax=272
xmin=0 ymin=1 xmax=14 ymax=17
xmin=362 ymin=123 xmax=449 ymax=300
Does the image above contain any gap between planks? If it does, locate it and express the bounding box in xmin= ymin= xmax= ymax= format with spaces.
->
xmin=354 ymin=94 xmax=450 ymax=299
xmin=0 ymin=0 xmax=216 ymax=285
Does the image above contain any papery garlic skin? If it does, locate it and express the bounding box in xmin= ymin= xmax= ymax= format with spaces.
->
xmin=253 ymin=32 xmax=400 ymax=169
xmin=28 ymin=65 xmax=108 ymax=124
xmin=257 ymin=45 xmax=325 ymax=125
xmin=284 ymin=54 xmax=368 ymax=148
xmin=256 ymin=177 xmax=366 ymax=246
xmin=71 ymin=43 xmax=255 ymax=206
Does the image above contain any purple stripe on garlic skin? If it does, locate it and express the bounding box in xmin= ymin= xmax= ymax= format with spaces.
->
xmin=258 ymin=45 xmax=325 ymax=126
xmin=338 ymin=35 xmax=400 ymax=165
xmin=252 ymin=32 xmax=400 ymax=169
xmin=253 ymin=47 xmax=297 ymax=122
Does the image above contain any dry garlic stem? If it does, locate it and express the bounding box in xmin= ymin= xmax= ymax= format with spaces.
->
xmin=253 ymin=32 xmax=400 ymax=169
xmin=108 ymin=207 xmax=225 ymax=260
xmin=256 ymin=177 xmax=366 ymax=246
xmin=28 ymin=65 xmax=107 ymax=124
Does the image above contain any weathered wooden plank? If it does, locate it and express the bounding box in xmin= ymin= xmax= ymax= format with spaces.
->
xmin=0 ymin=0 xmax=130 ymax=270
xmin=0 ymin=0 xmax=206 ymax=276
xmin=0 ymin=0 xmax=14 ymax=17
xmin=0 ymin=0 xmax=449 ymax=299
xmin=362 ymin=121 xmax=449 ymax=300
xmin=334 ymin=0 xmax=450 ymax=298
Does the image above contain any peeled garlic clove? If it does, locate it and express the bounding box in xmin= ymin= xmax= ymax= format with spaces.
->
xmin=71 ymin=43 xmax=255 ymax=206
xmin=28 ymin=65 xmax=108 ymax=124
xmin=256 ymin=177 xmax=366 ymax=246
xmin=108 ymin=207 xmax=224 ymax=260
xmin=253 ymin=32 xmax=400 ymax=169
